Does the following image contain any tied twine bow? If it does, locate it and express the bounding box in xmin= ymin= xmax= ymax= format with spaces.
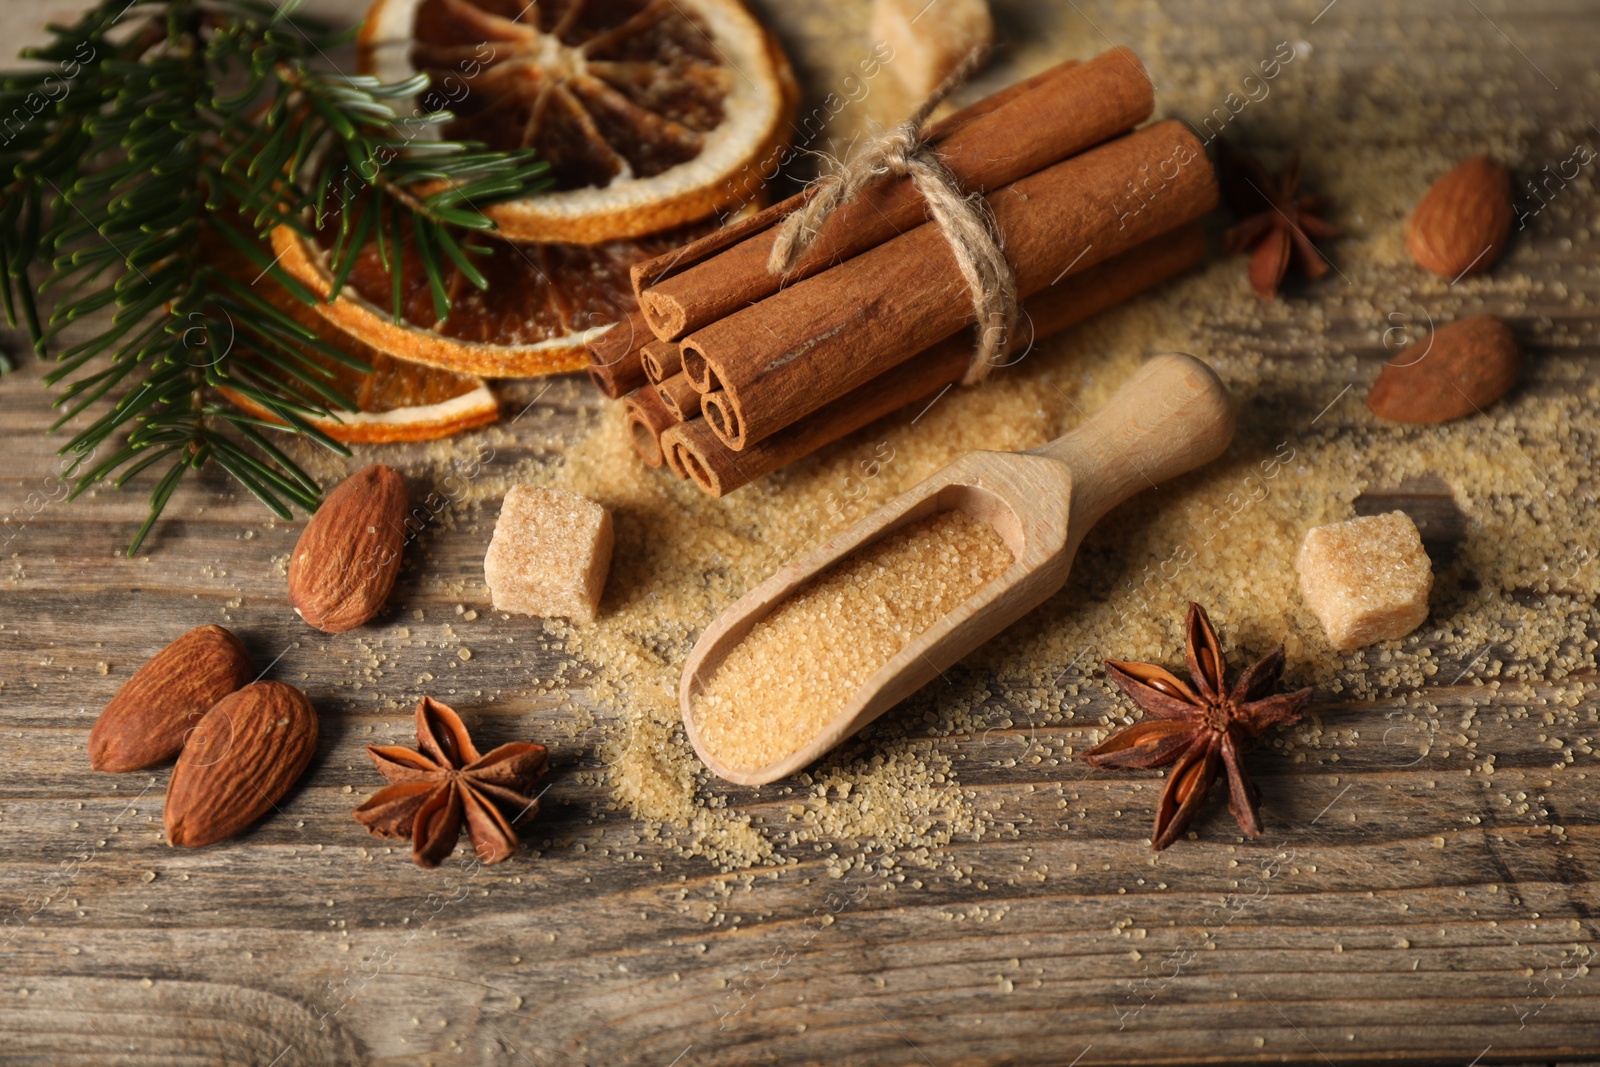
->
xmin=766 ymin=48 xmax=1017 ymax=386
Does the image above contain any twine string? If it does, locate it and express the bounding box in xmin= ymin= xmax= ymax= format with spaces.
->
xmin=766 ymin=47 xmax=1016 ymax=386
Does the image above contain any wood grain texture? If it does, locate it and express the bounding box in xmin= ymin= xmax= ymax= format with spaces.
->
xmin=3 ymin=1 xmax=1600 ymax=1065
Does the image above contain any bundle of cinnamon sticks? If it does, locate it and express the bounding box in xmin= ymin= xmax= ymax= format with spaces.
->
xmin=587 ymin=47 xmax=1217 ymax=497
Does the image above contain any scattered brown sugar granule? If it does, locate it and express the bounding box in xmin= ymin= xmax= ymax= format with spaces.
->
xmin=370 ymin=39 xmax=1600 ymax=877
xmin=484 ymin=486 xmax=614 ymax=625
xmin=690 ymin=509 xmax=1014 ymax=773
xmin=1297 ymin=511 xmax=1433 ymax=651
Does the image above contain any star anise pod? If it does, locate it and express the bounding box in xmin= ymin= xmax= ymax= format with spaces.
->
xmin=1220 ymin=141 xmax=1338 ymax=300
xmin=1085 ymin=603 xmax=1313 ymax=850
xmin=354 ymin=697 xmax=549 ymax=868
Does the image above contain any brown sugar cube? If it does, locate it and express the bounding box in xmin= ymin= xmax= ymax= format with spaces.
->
xmin=871 ymin=0 xmax=994 ymax=100
xmin=484 ymin=487 xmax=613 ymax=625
xmin=1296 ymin=511 xmax=1432 ymax=651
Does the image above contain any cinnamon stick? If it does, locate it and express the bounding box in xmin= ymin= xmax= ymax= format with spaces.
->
xmin=627 ymin=62 xmax=1085 ymax=330
xmin=634 ymin=49 xmax=1153 ymax=341
xmin=655 ymin=372 xmax=703 ymax=421
xmin=662 ymin=427 xmax=693 ymax=480
xmin=641 ymin=340 xmax=683 ymax=385
xmin=666 ymin=221 xmax=1205 ymax=497
xmin=586 ymin=310 xmax=650 ymax=399
xmin=682 ymin=120 xmax=1216 ymax=449
xmin=622 ymin=387 xmax=676 ymax=469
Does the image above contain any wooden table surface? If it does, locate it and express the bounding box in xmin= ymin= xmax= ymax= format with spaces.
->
xmin=5 ymin=1 xmax=1600 ymax=1065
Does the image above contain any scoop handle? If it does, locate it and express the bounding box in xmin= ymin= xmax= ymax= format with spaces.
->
xmin=1031 ymin=353 xmax=1236 ymax=536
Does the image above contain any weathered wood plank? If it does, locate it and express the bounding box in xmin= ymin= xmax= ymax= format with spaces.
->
xmin=5 ymin=0 xmax=1600 ymax=1064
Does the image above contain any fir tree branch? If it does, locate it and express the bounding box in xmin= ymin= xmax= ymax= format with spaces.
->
xmin=0 ymin=0 xmax=549 ymax=554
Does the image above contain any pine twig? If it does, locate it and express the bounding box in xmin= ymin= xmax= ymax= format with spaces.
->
xmin=0 ymin=0 xmax=549 ymax=553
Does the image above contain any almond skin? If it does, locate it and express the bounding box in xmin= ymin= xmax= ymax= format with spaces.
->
xmin=288 ymin=464 xmax=408 ymax=633
xmin=1367 ymin=314 xmax=1520 ymax=424
xmin=164 ymin=681 xmax=319 ymax=848
xmin=88 ymin=625 xmax=253 ymax=772
xmin=1406 ymin=155 xmax=1512 ymax=278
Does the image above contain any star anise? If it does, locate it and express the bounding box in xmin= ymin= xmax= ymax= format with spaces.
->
xmin=354 ymin=696 xmax=549 ymax=868
xmin=1220 ymin=141 xmax=1338 ymax=300
xmin=1085 ymin=603 xmax=1313 ymax=850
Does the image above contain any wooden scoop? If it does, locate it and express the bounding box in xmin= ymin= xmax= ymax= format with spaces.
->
xmin=680 ymin=352 xmax=1236 ymax=786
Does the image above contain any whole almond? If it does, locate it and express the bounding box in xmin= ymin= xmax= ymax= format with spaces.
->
xmin=164 ymin=681 xmax=318 ymax=848
xmin=1406 ymin=156 xmax=1512 ymax=278
xmin=1368 ymin=314 xmax=1520 ymax=423
xmin=88 ymin=625 xmax=253 ymax=772
xmin=289 ymin=464 xmax=408 ymax=633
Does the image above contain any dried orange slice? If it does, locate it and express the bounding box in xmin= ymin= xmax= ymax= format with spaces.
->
xmin=213 ymin=244 xmax=499 ymax=443
xmin=220 ymin=347 xmax=499 ymax=444
xmin=358 ymin=0 xmax=796 ymax=243
xmin=269 ymin=215 xmax=714 ymax=378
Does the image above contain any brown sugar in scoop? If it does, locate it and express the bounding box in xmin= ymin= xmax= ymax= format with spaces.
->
xmin=682 ymin=353 xmax=1237 ymax=785
xmin=689 ymin=509 xmax=1014 ymax=773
